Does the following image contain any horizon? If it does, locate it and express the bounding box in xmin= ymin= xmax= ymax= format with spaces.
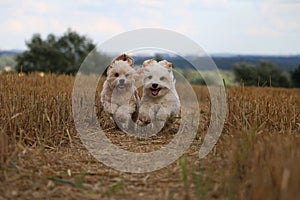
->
xmin=1 ymin=48 xmax=300 ymax=57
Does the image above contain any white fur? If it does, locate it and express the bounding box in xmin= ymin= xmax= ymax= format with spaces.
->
xmin=100 ymin=54 xmax=139 ymax=128
xmin=137 ymin=60 xmax=180 ymax=124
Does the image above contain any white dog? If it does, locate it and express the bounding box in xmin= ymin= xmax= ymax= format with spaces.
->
xmin=137 ymin=59 xmax=180 ymax=125
xmin=100 ymin=54 xmax=139 ymax=128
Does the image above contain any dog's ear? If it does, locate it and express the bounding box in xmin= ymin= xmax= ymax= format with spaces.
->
xmin=135 ymin=67 xmax=149 ymax=76
xmin=159 ymin=60 xmax=172 ymax=71
xmin=135 ymin=66 xmax=151 ymax=81
xmin=142 ymin=59 xmax=156 ymax=67
xmin=113 ymin=54 xmax=134 ymax=67
xmin=106 ymin=65 xmax=112 ymax=75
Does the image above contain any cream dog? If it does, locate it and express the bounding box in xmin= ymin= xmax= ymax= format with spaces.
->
xmin=100 ymin=54 xmax=139 ymax=127
xmin=137 ymin=59 xmax=180 ymax=125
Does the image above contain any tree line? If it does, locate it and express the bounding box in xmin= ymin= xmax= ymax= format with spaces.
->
xmin=10 ymin=29 xmax=300 ymax=88
xmin=233 ymin=62 xmax=300 ymax=88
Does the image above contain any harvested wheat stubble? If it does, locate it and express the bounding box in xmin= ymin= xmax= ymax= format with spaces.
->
xmin=0 ymin=73 xmax=299 ymax=200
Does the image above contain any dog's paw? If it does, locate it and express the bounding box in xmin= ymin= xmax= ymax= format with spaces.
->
xmin=119 ymin=121 xmax=129 ymax=130
xmin=137 ymin=115 xmax=151 ymax=125
xmin=114 ymin=111 xmax=131 ymax=131
xmin=116 ymin=113 xmax=128 ymax=123
xmin=136 ymin=119 xmax=145 ymax=126
xmin=117 ymin=104 xmax=135 ymax=115
xmin=155 ymin=107 xmax=169 ymax=122
xmin=156 ymin=112 xmax=168 ymax=122
xmin=137 ymin=109 xmax=151 ymax=125
xmin=110 ymin=103 xmax=119 ymax=114
xmin=113 ymin=106 xmax=130 ymax=124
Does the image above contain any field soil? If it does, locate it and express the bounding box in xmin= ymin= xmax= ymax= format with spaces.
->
xmin=0 ymin=74 xmax=299 ymax=200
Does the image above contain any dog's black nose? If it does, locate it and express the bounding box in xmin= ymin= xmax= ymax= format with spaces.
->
xmin=119 ymin=79 xmax=125 ymax=84
xmin=152 ymin=83 xmax=158 ymax=88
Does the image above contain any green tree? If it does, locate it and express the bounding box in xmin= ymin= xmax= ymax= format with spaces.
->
xmin=0 ymin=55 xmax=17 ymax=71
xmin=233 ymin=61 xmax=290 ymax=87
xmin=233 ymin=63 xmax=257 ymax=86
xmin=15 ymin=29 xmax=110 ymax=75
xmin=154 ymin=54 xmax=164 ymax=62
xmin=290 ymin=65 xmax=300 ymax=88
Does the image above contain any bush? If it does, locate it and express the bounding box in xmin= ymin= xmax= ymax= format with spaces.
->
xmin=290 ymin=65 xmax=300 ymax=88
xmin=15 ymin=29 xmax=110 ymax=75
xmin=233 ymin=61 xmax=290 ymax=87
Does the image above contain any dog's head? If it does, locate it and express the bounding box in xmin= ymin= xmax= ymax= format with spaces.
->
xmin=106 ymin=54 xmax=135 ymax=90
xmin=140 ymin=59 xmax=175 ymax=98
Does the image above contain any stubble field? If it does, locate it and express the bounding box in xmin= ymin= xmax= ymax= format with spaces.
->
xmin=0 ymin=73 xmax=299 ymax=200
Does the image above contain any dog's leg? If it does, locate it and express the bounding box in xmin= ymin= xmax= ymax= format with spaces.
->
xmin=137 ymin=104 xmax=151 ymax=125
xmin=101 ymin=100 xmax=112 ymax=114
xmin=110 ymin=103 xmax=120 ymax=114
xmin=114 ymin=104 xmax=133 ymax=130
xmin=155 ymin=106 xmax=169 ymax=122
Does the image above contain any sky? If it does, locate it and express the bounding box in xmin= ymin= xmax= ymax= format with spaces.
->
xmin=0 ymin=0 xmax=300 ymax=55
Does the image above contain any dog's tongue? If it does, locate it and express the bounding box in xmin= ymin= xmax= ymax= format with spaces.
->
xmin=151 ymin=89 xmax=159 ymax=96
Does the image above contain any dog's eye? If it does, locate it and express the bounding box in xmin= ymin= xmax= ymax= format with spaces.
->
xmin=115 ymin=73 xmax=119 ymax=77
xmin=148 ymin=75 xmax=152 ymax=79
xmin=125 ymin=73 xmax=129 ymax=78
xmin=160 ymin=76 xmax=165 ymax=81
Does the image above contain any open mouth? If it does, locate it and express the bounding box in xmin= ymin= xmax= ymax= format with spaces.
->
xmin=150 ymin=88 xmax=161 ymax=96
xmin=118 ymin=84 xmax=126 ymax=89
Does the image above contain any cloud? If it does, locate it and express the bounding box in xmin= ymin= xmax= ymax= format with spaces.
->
xmin=0 ymin=0 xmax=299 ymax=54
xmin=75 ymin=18 xmax=125 ymax=37
xmin=24 ymin=0 xmax=53 ymax=14
xmin=5 ymin=19 xmax=24 ymax=32
xmin=0 ymin=0 xmax=124 ymax=44
xmin=200 ymin=0 xmax=228 ymax=7
xmin=135 ymin=0 xmax=165 ymax=7
xmin=256 ymin=0 xmax=300 ymax=32
xmin=246 ymin=26 xmax=280 ymax=37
